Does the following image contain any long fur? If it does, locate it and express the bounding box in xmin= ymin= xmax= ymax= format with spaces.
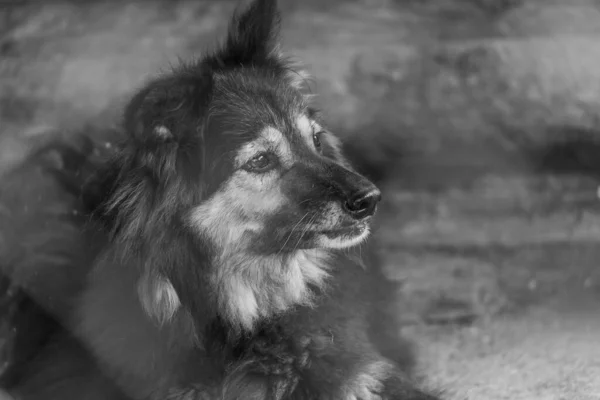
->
xmin=1 ymin=1 xmax=443 ymax=399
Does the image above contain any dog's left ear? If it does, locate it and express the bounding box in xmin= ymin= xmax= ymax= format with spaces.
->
xmin=216 ymin=0 xmax=281 ymax=67
xmin=120 ymin=73 xmax=212 ymax=183
xmin=124 ymin=76 xmax=210 ymax=148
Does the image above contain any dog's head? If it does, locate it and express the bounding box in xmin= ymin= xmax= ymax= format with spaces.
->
xmin=118 ymin=0 xmax=381 ymax=255
xmin=108 ymin=0 xmax=381 ymax=329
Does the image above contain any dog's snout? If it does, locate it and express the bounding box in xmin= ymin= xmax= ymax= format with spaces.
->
xmin=343 ymin=189 xmax=381 ymax=220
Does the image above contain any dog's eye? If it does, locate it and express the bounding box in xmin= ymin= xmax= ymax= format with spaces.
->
xmin=313 ymin=131 xmax=324 ymax=152
xmin=244 ymin=153 xmax=275 ymax=173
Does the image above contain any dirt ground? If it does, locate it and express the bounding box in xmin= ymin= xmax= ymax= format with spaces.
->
xmin=1 ymin=1 xmax=600 ymax=399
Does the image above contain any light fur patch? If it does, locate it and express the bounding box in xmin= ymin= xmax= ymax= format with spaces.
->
xmin=153 ymin=125 xmax=172 ymax=139
xmin=296 ymin=115 xmax=312 ymax=136
xmin=138 ymin=274 xmax=181 ymax=326
xmin=213 ymin=249 xmax=331 ymax=331
xmin=189 ymin=193 xmax=255 ymax=246
xmin=223 ymin=275 xmax=260 ymax=329
xmin=296 ymin=114 xmax=328 ymax=153
xmin=235 ymin=126 xmax=293 ymax=167
xmin=189 ymin=170 xmax=284 ymax=241
xmin=296 ymin=114 xmax=320 ymax=140
xmin=343 ymin=360 xmax=395 ymax=400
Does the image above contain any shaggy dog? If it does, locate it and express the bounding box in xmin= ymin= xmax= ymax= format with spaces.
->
xmin=1 ymin=1 xmax=442 ymax=399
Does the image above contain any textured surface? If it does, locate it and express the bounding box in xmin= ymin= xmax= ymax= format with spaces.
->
xmin=2 ymin=1 xmax=600 ymax=399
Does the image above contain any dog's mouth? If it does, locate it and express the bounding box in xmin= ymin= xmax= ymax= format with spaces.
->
xmin=319 ymin=224 xmax=365 ymax=239
xmin=313 ymin=221 xmax=371 ymax=250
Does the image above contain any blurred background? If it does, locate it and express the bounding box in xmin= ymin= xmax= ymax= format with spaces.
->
xmin=1 ymin=0 xmax=600 ymax=399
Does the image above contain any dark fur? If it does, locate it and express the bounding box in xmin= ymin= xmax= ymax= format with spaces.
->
xmin=1 ymin=1 xmax=443 ymax=399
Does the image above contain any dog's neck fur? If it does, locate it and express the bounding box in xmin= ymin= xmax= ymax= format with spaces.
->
xmin=133 ymin=236 xmax=332 ymax=338
xmin=211 ymin=245 xmax=332 ymax=333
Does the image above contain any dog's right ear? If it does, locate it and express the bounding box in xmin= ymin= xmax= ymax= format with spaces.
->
xmin=214 ymin=0 xmax=282 ymax=68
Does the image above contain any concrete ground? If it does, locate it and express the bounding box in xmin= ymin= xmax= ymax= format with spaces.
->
xmin=1 ymin=1 xmax=600 ymax=399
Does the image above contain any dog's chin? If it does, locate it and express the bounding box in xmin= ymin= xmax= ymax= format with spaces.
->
xmin=314 ymin=223 xmax=371 ymax=250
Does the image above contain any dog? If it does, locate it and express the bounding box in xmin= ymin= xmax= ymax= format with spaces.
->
xmin=1 ymin=0 xmax=443 ymax=399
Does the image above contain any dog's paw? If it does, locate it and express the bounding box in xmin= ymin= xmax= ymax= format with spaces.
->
xmin=223 ymin=335 xmax=313 ymax=400
xmin=246 ymin=333 xmax=311 ymax=377
xmin=341 ymin=360 xmax=395 ymax=400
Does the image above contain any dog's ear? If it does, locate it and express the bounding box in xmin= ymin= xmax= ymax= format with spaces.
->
xmin=216 ymin=0 xmax=281 ymax=67
xmin=119 ymin=74 xmax=212 ymax=184
xmin=123 ymin=74 xmax=212 ymax=149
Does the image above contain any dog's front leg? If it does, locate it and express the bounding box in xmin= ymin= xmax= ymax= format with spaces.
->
xmin=220 ymin=331 xmax=439 ymax=400
xmin=167 ymin=384 xmax=222 ymax=400
xmin=285 ymin=332 xmax=442 ymax=400
xmin=220 ymin=333 xmax=312 ymax=400
xmin=338 ymin=361 xmax=442 ymax=400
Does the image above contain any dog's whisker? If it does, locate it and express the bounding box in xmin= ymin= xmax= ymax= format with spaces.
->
xmin=291 ymin=214 xmax=318 ymax=253
xmin=276 ymin=211 xmax=311 ymax=256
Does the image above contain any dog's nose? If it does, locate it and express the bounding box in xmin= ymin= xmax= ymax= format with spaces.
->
xmin=343 ymin=189 xmax=382 ymax=220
